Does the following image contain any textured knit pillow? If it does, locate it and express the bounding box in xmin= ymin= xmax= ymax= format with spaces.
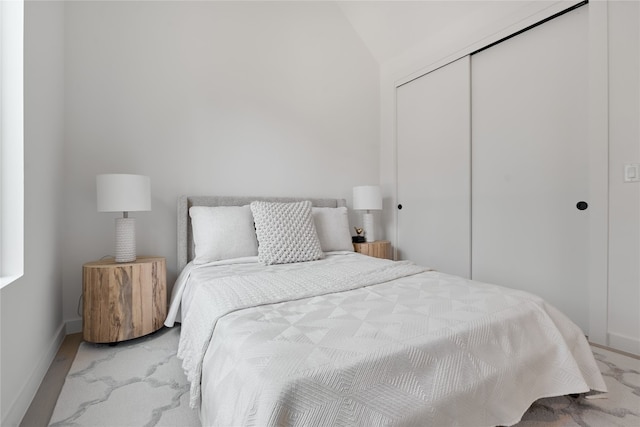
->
xmin=312 ymin=207 xmax=354 ymax=252
xmin=250 ymin=200 xmax=324 ymax=265
xmin=189 ymin=205 xmax=258 ymax=264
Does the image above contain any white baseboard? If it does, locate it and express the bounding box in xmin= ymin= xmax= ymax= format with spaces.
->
xmin=65 ymin=317 xmax=82 ymax=334
xmin=608 ymin=331 xmax=640 ymax=356
xmin=1 ymin=322 xmax=66 ymax=427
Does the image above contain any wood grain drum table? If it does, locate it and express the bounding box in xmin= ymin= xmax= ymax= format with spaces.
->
xmin=82 ymin=256 xmax=166 ymax=343
xmin=353 ymin=240 xmax=392 ymax=260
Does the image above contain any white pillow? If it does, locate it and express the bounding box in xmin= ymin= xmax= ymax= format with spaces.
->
xmin=250 ymin=200 xmax=324 ymax=265
xmin=312 ymin=207 xmax=354 ymax=252
xmin=189 ymin=205 xmax=258 ymax=264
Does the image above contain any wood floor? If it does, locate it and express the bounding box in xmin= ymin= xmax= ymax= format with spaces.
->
xmin=20 ymin=333 xmax=83 ymax=427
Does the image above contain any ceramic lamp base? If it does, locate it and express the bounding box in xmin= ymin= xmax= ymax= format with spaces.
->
xmin=115 ymin=217 xmax=136 ymax=262
xmin=363 ymin=211 xmax=375 ymax=242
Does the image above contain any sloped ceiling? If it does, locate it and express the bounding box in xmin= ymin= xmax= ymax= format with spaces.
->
xmin=336 ymin=1 xmax=544 ymax=64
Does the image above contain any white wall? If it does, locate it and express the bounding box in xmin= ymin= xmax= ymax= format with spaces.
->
xmin=61 ymin=1 xmax=380 ymax=329
xmin=607 ymin=0 xmax=640 ymax=355
xmin=0 ymin=1 xmax=66 ymax=425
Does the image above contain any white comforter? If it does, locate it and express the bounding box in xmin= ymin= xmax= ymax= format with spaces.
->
xmin=169 ymin=253 xmax=606 ymax=427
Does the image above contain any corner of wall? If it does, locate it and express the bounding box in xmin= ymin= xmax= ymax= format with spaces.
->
xmin=65 ymin=318 xmax=83 ymax=335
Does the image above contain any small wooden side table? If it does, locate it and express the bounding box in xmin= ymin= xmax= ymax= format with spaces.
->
xmin=83 ymin=256 xmax=166 ymax=343
xmin=353 ymin=240 xmax=392 ymax=260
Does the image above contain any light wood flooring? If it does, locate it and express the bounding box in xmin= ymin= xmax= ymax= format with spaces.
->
xmin=20 ymin=333 xmax=82 ymax=427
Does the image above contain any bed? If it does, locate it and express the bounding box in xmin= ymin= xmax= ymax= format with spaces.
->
xmin=165 ymin=195 xmax=606 ymax=427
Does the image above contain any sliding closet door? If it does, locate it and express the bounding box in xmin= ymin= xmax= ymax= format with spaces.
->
xmin=397 ymin=57 xmax=470 ymax=278
xmin=471 ymin=7 xmax=589 ymax=330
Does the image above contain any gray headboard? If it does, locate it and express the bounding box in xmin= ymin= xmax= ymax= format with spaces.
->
xmin=177 ymin=195 xmax=347 ymax=271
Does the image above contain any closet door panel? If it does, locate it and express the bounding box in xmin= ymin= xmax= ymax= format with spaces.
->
xmin=397 ymin=57 xmax=470 ymax=278
xmin=471 ymin=7 xmax=589 ymax=330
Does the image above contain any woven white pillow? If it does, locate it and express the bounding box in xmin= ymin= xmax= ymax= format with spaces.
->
xmin=312 ymin=207 xmax=354 ymax=252
xmin=250 ymin=200 xmax=324 ymax=265
xmin=189 ymin=205 xmax=258 ymax=264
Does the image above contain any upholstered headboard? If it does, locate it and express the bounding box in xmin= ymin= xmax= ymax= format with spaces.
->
xmin=177 ymin=196 xmax=347 ymax=271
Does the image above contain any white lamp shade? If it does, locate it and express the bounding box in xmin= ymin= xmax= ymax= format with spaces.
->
xmin=353 ymin=185 xmax=382 ymax=211
xmin=97 ymin=174 xmax=151 ymax=213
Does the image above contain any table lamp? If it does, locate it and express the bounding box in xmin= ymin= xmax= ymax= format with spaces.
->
xmin=97 ymin=174 xmax=151 ymax=262
xmin=353 ymin=185 xmax=382 ymax=242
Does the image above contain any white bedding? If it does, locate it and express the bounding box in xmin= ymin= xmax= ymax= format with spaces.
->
xmin=168 ymin=253 xmax=606 ymax=427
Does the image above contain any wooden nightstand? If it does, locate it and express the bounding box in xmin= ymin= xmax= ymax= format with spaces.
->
xmin=353 ymin=240 xmax=392 ymax=260
xmin=82 ymin=256 xmax=167 ymax=343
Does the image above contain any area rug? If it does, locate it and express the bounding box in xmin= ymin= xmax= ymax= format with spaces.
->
xmin=49 ymin=327 xmax=640 ymax=426
xmin=49 ymin=327 xmax=199 ymax=427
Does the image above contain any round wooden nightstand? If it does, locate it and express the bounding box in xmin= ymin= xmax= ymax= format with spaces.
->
xmin=82 ymin=256 xmax=167 ymax=343
xmin=353 ymin=240 xmax=392 ymax=260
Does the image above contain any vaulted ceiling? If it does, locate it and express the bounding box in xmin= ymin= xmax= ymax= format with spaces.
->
xmin=336 ymin=1 xmax=554 ymax=63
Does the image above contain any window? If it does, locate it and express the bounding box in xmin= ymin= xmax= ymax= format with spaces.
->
xmin=0 ymin=0 xmax=24 ymax=288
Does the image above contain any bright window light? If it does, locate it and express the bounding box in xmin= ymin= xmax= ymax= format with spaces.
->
xmin=0 ymin=0 xmax=24 ymax=288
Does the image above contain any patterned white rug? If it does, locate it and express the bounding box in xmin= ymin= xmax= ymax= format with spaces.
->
xmin=49 ymin=327 xmax=640 ymax=427
xmin=49 ymin=327 xmax=199 ymax=427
